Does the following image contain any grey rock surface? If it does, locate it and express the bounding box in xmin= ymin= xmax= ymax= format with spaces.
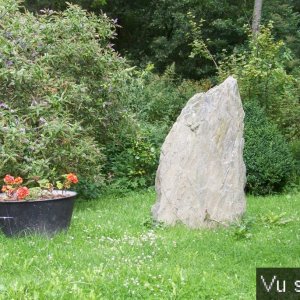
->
xmin=152 ymin=76 xmax=246 ymax=228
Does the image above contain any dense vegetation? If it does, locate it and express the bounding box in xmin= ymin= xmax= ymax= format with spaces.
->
xmin=243 ymin=102 xmax=295 ymax=195
xmin=24 ymin=0 xmax=300 ymax=79
xmin=0 ymin=1 xmax=135 ymax=193
xmin=0 ymin=0 xmax=299 ymax=196
xmin=0 ymin=3 xmax=299 ymax=300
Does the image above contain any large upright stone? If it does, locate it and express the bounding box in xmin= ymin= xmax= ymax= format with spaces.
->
xmin=152 ymin=76 xmax=246 ymax=228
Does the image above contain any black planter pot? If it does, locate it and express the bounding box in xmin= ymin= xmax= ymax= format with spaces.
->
xmin=0 ymin=190 xmax=76 ymax=237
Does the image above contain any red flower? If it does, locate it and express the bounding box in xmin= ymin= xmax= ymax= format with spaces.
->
xmin=14 ymin=177 xmax=23 ymax=185
xmin=66 ymin=173 xmax=78 ymax=184
xmin=4 ymin=175 xmax=15 ymax=185
xmin=16 ymin=187 xmax=29 ymax=200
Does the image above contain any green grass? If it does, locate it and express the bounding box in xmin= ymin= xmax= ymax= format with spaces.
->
xmin=0 ymin=190 xmax=299 ymax=299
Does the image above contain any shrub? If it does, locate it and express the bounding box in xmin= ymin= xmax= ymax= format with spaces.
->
xmin=288 ymin=140 xmax=300 ymax=190
xmin=219 ymin=24 xmax=300 ymax=141
xmin=104 ymin=123 xmax=163 ymax=190
xmin=0 ymin=1 xmax=132 ymax=189
xmin=120 ymin=64 xmax=208 ymax=125
xmin=243 ymin=102 xmax=295 ymax=195
xmin=0 ymin=112 xmax=104 ymax=183
xmin=104 ymin=65 xmax=206 ymax=190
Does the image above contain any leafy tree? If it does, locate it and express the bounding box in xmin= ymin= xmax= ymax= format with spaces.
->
xmin=102 ymin=0 xmax=299 ymax=79
xmin=219 ymin=24 xmax=300 ymax=141
xmin=23 ymin=0 xmax=300 ymax=80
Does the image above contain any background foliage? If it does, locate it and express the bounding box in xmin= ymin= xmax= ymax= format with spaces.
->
xmin=219 ymin=24 xmax=300 ymax=141
xmin=0 ymin=0 xmax=298 ymax=195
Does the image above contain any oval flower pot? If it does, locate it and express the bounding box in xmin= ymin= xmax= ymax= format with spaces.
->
xmin=0 ymin=190 xmax=76 ymax=237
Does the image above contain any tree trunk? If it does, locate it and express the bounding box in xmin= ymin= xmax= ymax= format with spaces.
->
xmin=252 ymin=0 xmax=263 ymax=35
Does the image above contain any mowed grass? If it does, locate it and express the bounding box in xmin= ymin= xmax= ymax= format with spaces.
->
xmin=0 ymin=190 xmax=299 ymax=299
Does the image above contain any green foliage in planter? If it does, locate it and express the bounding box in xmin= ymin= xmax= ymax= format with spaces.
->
xmin=244 ymin=102 xmax=295 ymax=195
xmin=0 ymin=0 xmax=132 ymax=185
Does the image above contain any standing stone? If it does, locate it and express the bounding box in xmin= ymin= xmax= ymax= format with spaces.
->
xmin=152 ymin=76 xmax=246 ymax=228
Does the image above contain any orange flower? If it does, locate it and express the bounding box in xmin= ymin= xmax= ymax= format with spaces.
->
xmin=16 ymin=187 xmax=29 ymax=200
xmin=14 ymin=177 xmax=23 ymax=185
xmin=66 ymin=173 xmax=78 ymax=184
xmin=1 ymin=185 xmax=8 ymax=192
xmin=4 ymin=175 xmax=14 ymax=185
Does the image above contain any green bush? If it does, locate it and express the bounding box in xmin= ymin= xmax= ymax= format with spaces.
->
xmin=291 ymin=140 xmax=300 ymax=172
xmin=103 ymin=65 xmax=205 ymax=190
xmin=244 ymin=102 xmax=295 ymax=195
xmin=0 ymin=112 xmax=104 ymax=183
xmin=289 ymin=140 xmax=300 ymax=189
xmin=0 ymin=1 xmax=132 ymax=188
xmin=104 ymin=123 xmax=163 ymax=190
xmin=219 ymin=24 xmax=300 ymax=141
xmin=121 ymin=64 xmax=207 ymax=125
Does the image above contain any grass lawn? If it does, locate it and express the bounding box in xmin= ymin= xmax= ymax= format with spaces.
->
xmin=0 ymin=190 xmax=299 ymax=299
